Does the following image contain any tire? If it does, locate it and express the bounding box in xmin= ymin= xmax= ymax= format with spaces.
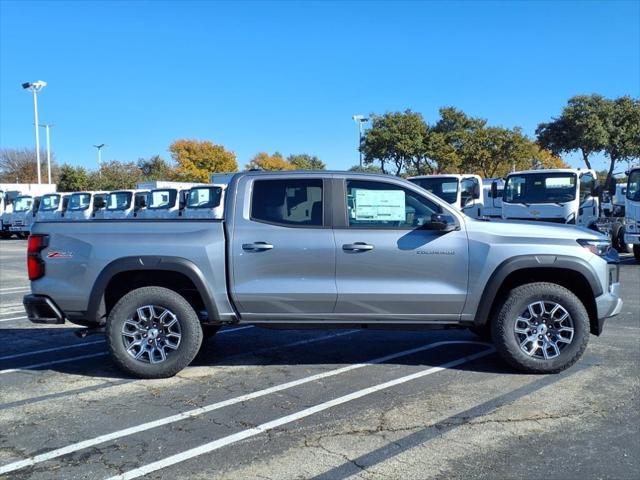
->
xmin=106 ymin=286 xmax=203 ymax=378
xmin=634 ymin=244 xmax=640 ymax=263
xmin=615 ymin=227 xmax=632 ymax=253
xmin=491 ymin=282 xmax=589 ymax=374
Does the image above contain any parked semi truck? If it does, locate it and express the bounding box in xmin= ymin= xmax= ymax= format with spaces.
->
xmin=25 ymin=171 xmax=621 ymax=378
xmin=408 ymin=174 xmax=484 ymax=218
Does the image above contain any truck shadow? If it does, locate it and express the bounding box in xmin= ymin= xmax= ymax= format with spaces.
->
xmin=1 ymin=326 xmax=516 ymax=380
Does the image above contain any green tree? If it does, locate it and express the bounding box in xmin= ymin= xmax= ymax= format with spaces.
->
xmin=137 ymin=155 xmax=175 ymax=180
xmin=348 ymin=164 xmax=384 ymax=173
xmin=536 ymin=94 xmax=609 ymax=170
xmin=57 ymin=164 xmax=92 ymax=191
xmin=602 ymin=96 xmax=640 ymax=187
xmin=91 ymin=160 xmax=143 ymax=190
xmin=287 ymin=154 xmax=326 ymax=170
xmin=361 ymin=110 xmax=428 ymax=176
xmin=170 ymin=139 xmax=238 ymax=183
xmin=245 ymin=152 xmax=294 ymax=170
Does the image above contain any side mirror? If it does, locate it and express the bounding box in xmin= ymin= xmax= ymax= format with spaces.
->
xmin=93 ymin=197 xmax=106 ymax=210
xmin=490 ymin=181 xmax=498 ymax=199
xmin=607 ymin=179 xmax=616 ymax=197
xmin=473 ymin=183 xmax=481 ymax=199
xmin=430 ymin=213 xmax=457 ymax=232
xmin=134 ymin=195 xmax=147 ymax=210
xmin=593 ymin=184 xmax=602 ymax=197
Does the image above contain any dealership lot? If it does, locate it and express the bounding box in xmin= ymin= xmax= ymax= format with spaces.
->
xmin=0 ymin=238 xmax=638 ymax=479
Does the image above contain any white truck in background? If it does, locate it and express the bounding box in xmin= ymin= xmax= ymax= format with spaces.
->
xmin=408 ymin=174 xmax=484 ymax=218
xmin=1 ymin=184 xmax=57 ymax=238
xmin=64 ymin=192 xmax=108 ymax=220
xmin=622 ymin=167 xmax=640 ymax=262
xmin=102 ymin=190 xmax=149 ymax=219
xmin=501 ymin=169 xmax=600 ymax=229
xmin=483 ymin=178 xmax=503 ymax=218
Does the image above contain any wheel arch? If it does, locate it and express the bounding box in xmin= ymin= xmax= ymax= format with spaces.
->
xmin=87 ymin=256 xmax=220 ymax=326
xmin=474 ymin=255 xmax=602 ymax=336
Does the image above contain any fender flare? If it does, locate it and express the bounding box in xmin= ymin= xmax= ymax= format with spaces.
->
xmin=87 ymin=256 xmax=219 ymax=324
xmin=474 ymin=254 xmax=602 ymax=326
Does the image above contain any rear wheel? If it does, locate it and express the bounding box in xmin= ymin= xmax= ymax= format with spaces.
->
xmin=491 ymin=282 xmax=589 ymax=374
xmin=106 ymin=286 xmax=203 ymax=378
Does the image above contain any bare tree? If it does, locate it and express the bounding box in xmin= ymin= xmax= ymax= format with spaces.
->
xmin=0 ymin=148 xmax=58 ymax=183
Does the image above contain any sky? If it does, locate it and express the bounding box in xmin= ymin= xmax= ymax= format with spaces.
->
xmin=1 ymin=0 xmax=639 ymax=173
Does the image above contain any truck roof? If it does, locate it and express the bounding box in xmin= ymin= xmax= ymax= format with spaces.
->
xmin=408 ymin=174 xmax=480 ymax=180
xmin=507 ymin=168 xmax=596 ymax=176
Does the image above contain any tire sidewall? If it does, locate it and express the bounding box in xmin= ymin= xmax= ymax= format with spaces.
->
xmin=493 ymin=284 xmax=589 ymax=373
xmin=106 ymin=287 xmax=203 ymax=378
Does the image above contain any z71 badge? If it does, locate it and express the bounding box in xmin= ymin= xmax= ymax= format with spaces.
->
xmin=47 ymin=251 xmax=73 ymax=259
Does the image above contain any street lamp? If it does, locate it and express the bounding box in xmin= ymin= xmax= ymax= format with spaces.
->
xmin=352 ymin=115 xmax=369 ymax=168
xmin=22 ymin=80 xmax=47 ymax=184
xmin=38 ymin=124 xmax=54 ymax=184
xmin=93 ymin=144 xmax=106 ymax=173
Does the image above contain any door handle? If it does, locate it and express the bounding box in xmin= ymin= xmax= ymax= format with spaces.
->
xmin=242 ymin=242 xmax=274 ymax=252
xmin=342 ymin=242 xmax=374 ymax=252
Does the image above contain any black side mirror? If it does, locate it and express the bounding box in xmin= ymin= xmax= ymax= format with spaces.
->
xmin=490 ymin=181 xmax=498 ymax=199
xmin=593 ymin=184 xmax=602 ymax=197
xmin=607 ymin=179 xmax=616 ymax=197
xmin=430 ymin=213 xmax=457 ymax=232
xmin=93 ymin=197 xmax=106 ymax=210
xmin=473 ymin=183 xmax=481 ymax=199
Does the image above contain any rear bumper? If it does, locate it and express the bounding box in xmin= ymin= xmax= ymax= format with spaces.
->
xmin=23 ymin=294 xmax=66 ymax=324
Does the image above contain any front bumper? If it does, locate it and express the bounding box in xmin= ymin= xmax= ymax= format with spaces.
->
xmin=623 ymin=232 xmax=640 ymax=245
xmin=23 ymin=294 xmax=66 ymax=324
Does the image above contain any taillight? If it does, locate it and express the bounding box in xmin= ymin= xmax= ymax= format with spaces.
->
xmin=27 ymin=234 xmax=48 ymax=281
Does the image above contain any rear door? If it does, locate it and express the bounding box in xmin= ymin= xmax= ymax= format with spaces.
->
xmin=333 ymin=178 xmax=469 ymax=321
xmin=230 ymin=175 xmax=337 ymax=317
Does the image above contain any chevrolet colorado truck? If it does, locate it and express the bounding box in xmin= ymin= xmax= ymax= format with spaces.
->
xmin=23 ymin=171 xmax=623 ymax=378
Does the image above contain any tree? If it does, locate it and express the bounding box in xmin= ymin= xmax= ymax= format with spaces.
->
xmin=287 ymin=154 xmax=326 ymax=170
xmin=57 ymin=164 xmax=92 ymax=192
xmin=361 ymin=110 xmax=428 ymax=175
xmin=348 ymin=164 xmax=384 ymax=173
xmin=137 ymin=155 xmax=175 ymax=180
xmin=0 ymin=148 xmax=58 ymax=183
xmin=536 ymin=94 xmax=609 ymax=170
xmin=91 ymin=160 xmax=143 ymax=190
xmin=170 ymin=140 xmax=238 ymax=183
xmin=245 ymin=152 xmax=294 ymax=171
xmin=601 ymin=96 xmax=640 ymax=188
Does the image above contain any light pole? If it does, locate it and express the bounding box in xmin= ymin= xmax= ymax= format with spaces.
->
xmin=38 ymin=123 xmax=54 ymax=184
xmin=22 ymin=81 xmax=47 ymax=184
xmin=352 ymin=115 xmax=369 ymax=168
xmin=93 ymin=144 xmax=106 ymax=175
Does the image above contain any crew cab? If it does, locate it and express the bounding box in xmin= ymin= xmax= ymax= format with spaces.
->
xmin=24 ymin=171 xmax=622 ymax=378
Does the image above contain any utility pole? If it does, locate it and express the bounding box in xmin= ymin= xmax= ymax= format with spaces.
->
xmin=352 ymin=115 xmax=369 ymax=168
xmin=93 ymin=144 xmax=106 ymax=175
xmin=39 ymin=124 xmax=54 ymax=184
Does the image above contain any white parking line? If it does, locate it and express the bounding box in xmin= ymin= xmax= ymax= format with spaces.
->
xmin=0 ymin=287 xmax=30 ymax=293
xmin=0 ymin=340 xmax=105 ymax=362
xmin=0 ymin=340 xmax=491 ymax=475
xmin=0 ymin=326 xmax=254 ymax=375
xmin=108 ymin=346 xmax=495 ymax=480
xmin=0 ymin=316 xmax=27 ymax=323
xmin=0 ymin=309 xmax=26 ymax=316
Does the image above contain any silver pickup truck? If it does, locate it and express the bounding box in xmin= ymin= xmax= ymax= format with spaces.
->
xmin=24 ymin=171 xmax=622 ymax=378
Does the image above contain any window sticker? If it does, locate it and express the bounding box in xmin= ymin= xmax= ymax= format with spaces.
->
xmin=353 ymin=189 xmax=405 ymax=221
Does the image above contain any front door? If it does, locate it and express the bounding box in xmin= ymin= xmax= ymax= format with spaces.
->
xmin=231 ymin=176 xmax=337 ymax=317
xmin=334 ymin=178 xmax=469 ymax=321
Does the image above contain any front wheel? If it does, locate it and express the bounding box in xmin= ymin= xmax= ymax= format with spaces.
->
xmin=106 ymin=286 xmax=203 ymax=378
xmin=491 ymin=282 xmax=589 ymax=374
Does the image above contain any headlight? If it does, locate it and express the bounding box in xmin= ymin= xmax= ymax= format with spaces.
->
xmin=577 ymin=239 xmax=611 ymax=256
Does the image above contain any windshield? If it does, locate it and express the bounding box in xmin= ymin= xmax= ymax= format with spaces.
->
xmin=14 ymin=196 xmax=34 ymax=212
xmin=187 ymin=187 xmax=222 ymax=208
xmin=409 ymin=177 xmax=459 ymax=204
xmin=628 ymin=170 xmax=640 ymax=202
xmin=69 ymin=193 xmax=92 ymax=210
xmin=504 ymin=173 xmax=577 ymax=204
xmin=148 ymin=189 xmax=177 ymax=209
xmin=39 ymin=194 xmax=61 ymax=211
xmin=106 ymin=192 xmax=133 ymax=210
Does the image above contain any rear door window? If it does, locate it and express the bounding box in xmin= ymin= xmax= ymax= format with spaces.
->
xmin=251 ymin=179 xmax=323 ymax=227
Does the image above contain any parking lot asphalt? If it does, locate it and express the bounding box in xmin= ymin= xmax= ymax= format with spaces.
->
xmin=0 ymin=238 xmax=638 ymax=480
